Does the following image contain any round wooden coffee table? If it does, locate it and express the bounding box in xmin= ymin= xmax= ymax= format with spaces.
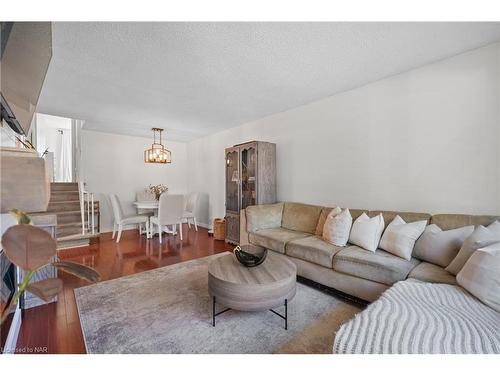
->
xmin=208 ymin=250 xmax=297 ymax=329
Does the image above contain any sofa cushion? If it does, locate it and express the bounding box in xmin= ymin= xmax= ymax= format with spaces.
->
xmin=408 ymin=262 xmax=457 ymax=285
xmin=245 ymin=203 xmax=284 ymax=232
xmin=368 ymin=210 xmax=431 ymax=229
xmin=348 ymin=213 xmax=385 ymax=252
xmin=413 ymin=224 xmax=474 ymax=267
xmin=457 ymin=243 xmax=500 ymax=313
xmin=286 ymin=235 xmax=346 ymax=268
xmin=446 ymin=221 xmax=500 ymax=275
xmin=282 ymin=202 xmax=323 ymax=234
xmin=315 ymin=207 xmax=365 ymax=236
xmin=346 ymin=209 xmax=365 ymax=222
xmin=332 ymin=246 xmax=420 ymax=285
xmin=323 ymin=208 xmax=352 ymax=247
xmin=248 ymin=228 xmax=311 ymax=254
xmin=430 ymin=214 xmax=500 ymax=231
xmin=379 ymin=215 xmax=427 ymax=261
xmin=315 ymin=207 xmax=333 ymax=236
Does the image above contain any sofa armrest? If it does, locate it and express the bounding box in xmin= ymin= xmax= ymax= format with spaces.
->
xmin=245 ymin=203 xmax=284 ymax=233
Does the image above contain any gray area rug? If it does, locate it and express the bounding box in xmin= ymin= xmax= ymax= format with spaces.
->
xmin=75 ymin=253 xmax=361 ymax=353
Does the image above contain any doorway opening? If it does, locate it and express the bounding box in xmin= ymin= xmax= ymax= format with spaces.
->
xmin=34 ymin=113 xmax=73 ymax=182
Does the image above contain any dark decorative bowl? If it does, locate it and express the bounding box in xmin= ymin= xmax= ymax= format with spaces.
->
xmin=234 ymin=245 xmax=267 ymax=267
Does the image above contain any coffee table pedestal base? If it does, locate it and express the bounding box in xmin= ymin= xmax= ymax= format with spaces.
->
xmin=212 ymin=296 xmax=289 ymax=330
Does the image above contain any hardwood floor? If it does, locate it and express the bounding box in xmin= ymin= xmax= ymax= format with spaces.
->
xmin=16 ymin=225 xmax=233 ymax=354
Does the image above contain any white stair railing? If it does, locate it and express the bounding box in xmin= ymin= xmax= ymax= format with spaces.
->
xmin=78 ymin=181 xmax=85 ymax=235
xmin=78 ymin=181 xmax=96 ymax=235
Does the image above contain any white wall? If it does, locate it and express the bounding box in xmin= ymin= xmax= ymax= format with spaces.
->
xmin=187 ymin=43 xmax=500 ymax=227
xmin=82 ymin=130 xmax=188 ymax=232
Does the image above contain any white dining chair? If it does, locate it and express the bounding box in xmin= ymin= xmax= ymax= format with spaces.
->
xmin=109 ymin=194 xmax=150 ymax=243
xmin=150 ymin=194 xmax=185 ymax=243
xmin=182 ymin=192 xmax=199 ymax=231
xmin=136 ymin=190 xmax=156 ymax=216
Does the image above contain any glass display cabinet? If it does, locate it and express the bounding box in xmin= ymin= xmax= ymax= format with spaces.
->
xmin=224 ymin=141 xmax=276 ymax=244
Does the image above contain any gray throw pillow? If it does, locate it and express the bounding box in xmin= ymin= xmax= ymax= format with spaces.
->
xmin=446 ymin=221 xmax=500 ymax=275
xmin=413 ymin=224 xmax=474 ymax=267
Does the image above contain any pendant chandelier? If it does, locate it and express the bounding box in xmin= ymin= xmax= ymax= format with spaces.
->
xmin=144 ymin=128 xmax=171 ymax=164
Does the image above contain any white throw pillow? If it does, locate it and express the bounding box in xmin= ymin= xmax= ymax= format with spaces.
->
xmin=379 ymin=216 xmax=427 ymax=261
xmin=348 ymin=213 xmax=385 ymax=252
xmin=446 ymin=220 xmax=500 ymax=275
xmin=457 ymin=243 xmax=500 ymax=313
xmin=413 ymin=224 xmax=475 ymax=267
xmin=322 ymin=207 xmax=352 ymax=247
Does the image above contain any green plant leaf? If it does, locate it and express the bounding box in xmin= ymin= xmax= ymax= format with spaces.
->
xmin=1 ymin=225 xmax=56 ymax=271
xmin=52 ymin=261 xmax=101 ymax=283
xmin=9 ymin=209 xmax=33 ymax=225
xmin=26 ymin=278 xmax=63 ymax=302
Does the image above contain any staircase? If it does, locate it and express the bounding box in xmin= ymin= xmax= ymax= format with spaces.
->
xmin=47 ymin=182 xmax=98 ymax=249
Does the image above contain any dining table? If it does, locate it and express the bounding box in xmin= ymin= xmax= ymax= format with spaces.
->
xmin=133 ymin=200 xmax=159 ymax=211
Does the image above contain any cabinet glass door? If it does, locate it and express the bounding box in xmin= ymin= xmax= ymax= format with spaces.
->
xmin=240 ymin=145 xmax=256 ymax=209
xmin=225 ymin=149 xmax=239 ymax=212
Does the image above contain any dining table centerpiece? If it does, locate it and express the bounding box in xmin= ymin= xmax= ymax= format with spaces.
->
xmin=148 ymin=184 xmax=168 ymax=200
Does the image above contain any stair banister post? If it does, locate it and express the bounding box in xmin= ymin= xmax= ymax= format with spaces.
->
xmin=86 ymin=192 xmax=90 ymax=233
xmin=78 ymin=181 xmax=86 ymax=235
xmin=91 ymin=193 xmax=95 ymax=235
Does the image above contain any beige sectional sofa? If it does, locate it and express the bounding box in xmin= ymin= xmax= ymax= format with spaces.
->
xmin=240 ymin=201 xmax=499 ymax=302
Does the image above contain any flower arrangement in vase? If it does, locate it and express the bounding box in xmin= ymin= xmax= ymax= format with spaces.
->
xmin=148 ymin=184 xmax=168 ymax=200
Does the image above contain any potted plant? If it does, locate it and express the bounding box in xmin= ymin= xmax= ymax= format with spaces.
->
xmin=148 ymin=184 xmax=168 ymax=200
xmin=0 ymin=210 xmax=100 ymax=325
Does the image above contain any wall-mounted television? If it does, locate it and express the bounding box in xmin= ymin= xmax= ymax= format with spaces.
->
xmin=0 ymin=22 xmax=52 ymax=136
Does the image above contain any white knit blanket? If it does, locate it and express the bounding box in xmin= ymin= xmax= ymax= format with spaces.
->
xmin=333 ymin=280 xmax=500 ymax=354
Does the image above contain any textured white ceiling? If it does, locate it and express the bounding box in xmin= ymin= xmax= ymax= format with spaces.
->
xmin=37 ymin=22 xmax=500 ymax=142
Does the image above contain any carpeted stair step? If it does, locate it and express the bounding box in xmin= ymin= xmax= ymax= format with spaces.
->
xmin=48 ymin=200 xmax=81 ymax=212
xmin=57 ymin=224 xmax=84 ymax=237
xmin=50 ymin=210 xmax=82 ymax=224
xmin=57 ymin=233 xmax=99 ymax=250
xmin=50 ymin=190 xmax=80 ymax=202
xmin=47 ymin=182 xmax=100 ymax=250
xmin=51 ymin=182 xmax=79 ymax=191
